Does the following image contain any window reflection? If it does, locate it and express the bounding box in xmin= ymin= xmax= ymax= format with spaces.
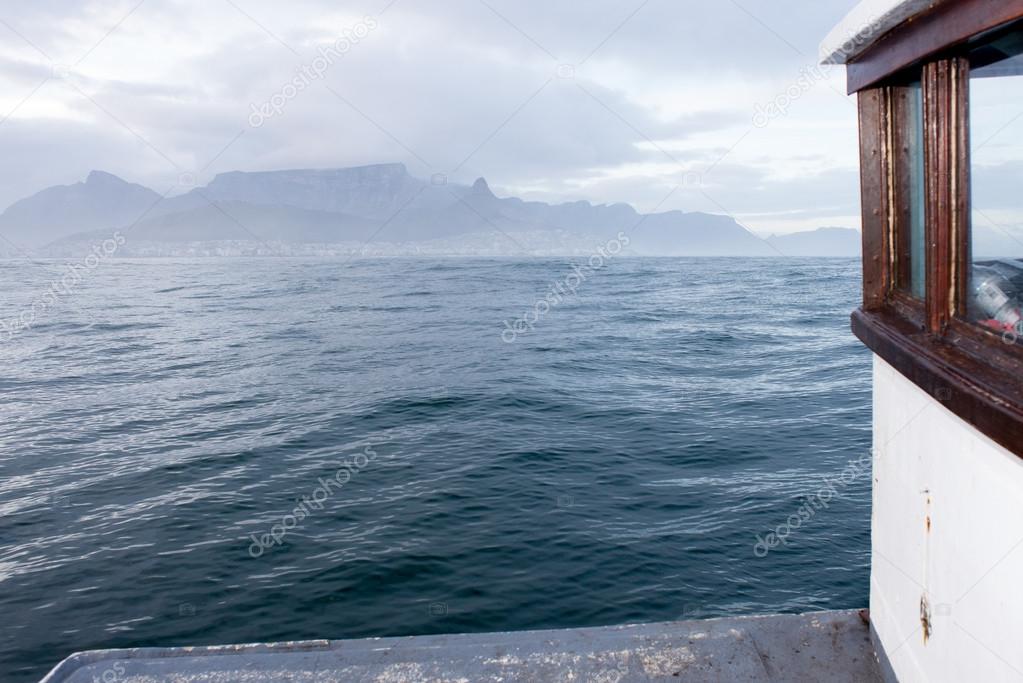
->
xmin=970 ymin=31 xmax=1023 ymax=343
xmin=971 ymin=260 xmax=1023 ymax=339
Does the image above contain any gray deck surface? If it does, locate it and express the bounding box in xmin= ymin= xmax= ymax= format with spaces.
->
xmin=41 ymin=610 xmax=882 ymax=682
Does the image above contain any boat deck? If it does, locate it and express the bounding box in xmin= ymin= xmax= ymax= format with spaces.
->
xmin=41 ymin=610 xmax=883 ymax=682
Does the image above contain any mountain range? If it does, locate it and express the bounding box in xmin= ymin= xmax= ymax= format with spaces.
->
xmin=0 ymin=164 xmax=866 ymax=257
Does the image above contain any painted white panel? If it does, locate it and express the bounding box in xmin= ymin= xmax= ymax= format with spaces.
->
xmin=871 ymin=356 xmax=1023 ymax=682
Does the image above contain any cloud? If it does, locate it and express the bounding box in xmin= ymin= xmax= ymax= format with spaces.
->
xmin=0 ymin=0 xmax=862 ymax=232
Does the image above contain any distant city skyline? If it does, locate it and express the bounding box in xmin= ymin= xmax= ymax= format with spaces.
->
xmin=0 ymin=0 xmax=861 ymax=234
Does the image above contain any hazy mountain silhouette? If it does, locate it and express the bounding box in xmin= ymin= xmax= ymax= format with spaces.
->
xmin=766 ymin=227 xmax=863 ymax=257
xmin=126 ymin=202 xmax=380 ymax=243
xmin=0 ymin=171 xmax=161 ymax=247
xmin=1 ymin=164 xmax=862 ymax=256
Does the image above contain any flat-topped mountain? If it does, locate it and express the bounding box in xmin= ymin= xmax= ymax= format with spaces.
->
xmin=199 ymin=164 xmax=437 ymax=219
xmin=0 ymin=165 xmax=863 ymax=257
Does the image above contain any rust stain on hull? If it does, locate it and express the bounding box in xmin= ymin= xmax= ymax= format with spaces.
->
xmin=920 ymin=596 xmax=932 ymax=644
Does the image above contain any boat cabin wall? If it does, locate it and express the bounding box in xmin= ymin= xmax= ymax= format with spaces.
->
xmin=870 ymin=355 xmax=1023 ymax=681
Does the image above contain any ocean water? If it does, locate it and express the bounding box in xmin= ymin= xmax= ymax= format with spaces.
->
xmin=0 ymin=257 xmax=871 ymax=682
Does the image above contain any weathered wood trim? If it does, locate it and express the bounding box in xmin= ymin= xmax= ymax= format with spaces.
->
xmin=891 ymin=84 xmax=915 ymax=295
xmin=847 ymin=0 xmax=1023 ymax=93
xmin=952 ymin=58 xmax=971 ymax=319
xmin=852 ymin=308 xmax=1023 ymax=458
xmin=858 ymin=88 xmax=892 ymax=311
xmin=922 ymin=60 xmax=957 ymax=334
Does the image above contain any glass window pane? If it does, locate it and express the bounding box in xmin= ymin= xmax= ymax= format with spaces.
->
xmin=900 ymin=78 xmax=932 ymax=298
xmin=969 ymin=30 xmax=1023 ymax=344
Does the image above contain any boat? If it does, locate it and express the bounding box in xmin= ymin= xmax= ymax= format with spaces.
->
xmin=826 ymin=0 xmax=1023 ymax=679
xmin=40 ymin=0 xmax=1023 ymax=680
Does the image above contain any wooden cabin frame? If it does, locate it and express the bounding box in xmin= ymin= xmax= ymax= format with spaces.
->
xmin=848 ymin=1 xmax=1023 ymax=457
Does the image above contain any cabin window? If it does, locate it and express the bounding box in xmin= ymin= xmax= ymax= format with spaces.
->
xmin=848 ymin=7 xmax=1023 ymax=459
xmin=968 ymin=31 xmax=1023 ymax=343
xmin=894 ymin=80 xmax=927 ymax=300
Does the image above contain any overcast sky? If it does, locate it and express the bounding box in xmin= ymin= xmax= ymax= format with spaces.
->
xmin=0 ymin=0 xmax=861 ymax=234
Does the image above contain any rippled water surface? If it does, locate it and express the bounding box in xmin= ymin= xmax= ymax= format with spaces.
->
xmin=0 ymin=257 xmax=871 ymax=682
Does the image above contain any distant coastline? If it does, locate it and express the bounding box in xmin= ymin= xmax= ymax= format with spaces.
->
xmin=0 ymin=164 xmax=864 ymax=258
